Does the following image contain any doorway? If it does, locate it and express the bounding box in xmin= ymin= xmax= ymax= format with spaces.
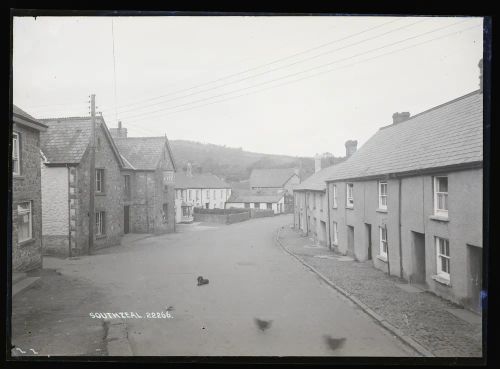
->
xmin=467 ymin=244 xmax=482 ymax=313
xmin=365 ymin=223 xmax=372 ymax=260
xmin=411 ymin=231 xmax=426 ymax=284
xmin=124 ymin=205 xmax=130 ymax=234
xmin=347 ymin=225 xmax=355 ymax=257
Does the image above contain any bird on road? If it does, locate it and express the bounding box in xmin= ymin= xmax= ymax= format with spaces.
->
xmin=254 ymin=318 xmax=273 ymax=332
xmin=324 ymin=335 xmax=346 ymax=351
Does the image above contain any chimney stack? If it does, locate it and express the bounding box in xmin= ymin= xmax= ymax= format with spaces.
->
xmin=314 ymin=154 xmax=322 ymax=173
xmin=345 ymin=140 xmax=358 ymax=158
xmin=392 ymin=112 xmax=411 ymax=125
xmin=478 ymin=58 xmax=483 ymax=92
xmin=109 ymin=121 xmax=128 ymax=139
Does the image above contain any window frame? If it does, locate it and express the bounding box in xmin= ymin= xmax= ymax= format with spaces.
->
xmin=379 ymin=226 xmax=388 ymax=259
xmin=435 ymin=236 xmax=451 ymax=280
xmin=332 ymin=184 xmax=337 ymax=208
xmin=433 ymin=176 xmax=449 ymax=217
xmin=346 ymin=183 xmax=354 ymax=208
xmin=17 ymin=201 xmax=32 ymax=242
xmin=378 ymin=181 xmax=388 ymax=210
xmin=13 ymin=131 xmax=21 ymax=176
xmin=96 ymin=211 xmax=105 ymax=236
xmin=96 ymin=169 xmax=105 ymax=193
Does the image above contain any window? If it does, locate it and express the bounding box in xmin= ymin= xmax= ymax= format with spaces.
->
xmin=162 ymin=204 xmax=168 ymax=223
xmin=244 ymin=203 xmax=250 ymax=209
xmin=254 ymin=202 xmax=260 ymax=209
xmin=332 ymin=222 xmax=338 ymax=245
xmin=267 ymin=203 xmax=272 ymax=210
xmin=378 ymin=181 xmax=388 ymax=210
xmin=124 ymin=175 xmax=131 ymax=199
xmin=17 ymin=201 xmax=32 ymax=242
xmin=434 ymin=177 xmax=448 ymax=217
xmin=182 ymin=206 xmax=190 ymax=217
xmin=346 ymin=183 xmax=354 ymax=207
xmin=96 ymin=211 xmax=105 ymax=236
xmin=379 ymin=226 xmax=388 ymax=258
xmin=436 ymin=237 xmax=450 ymax=280
xmin=96 ymin=169 xmax=105 ymax=193
xmin=13 ymin=132 xmax=20 ymax=175
xmin=332 ymin=184 xmax=337 ymax=208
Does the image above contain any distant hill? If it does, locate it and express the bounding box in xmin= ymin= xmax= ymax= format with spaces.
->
xmin=169 ymin=139 xmax=346 ymax=184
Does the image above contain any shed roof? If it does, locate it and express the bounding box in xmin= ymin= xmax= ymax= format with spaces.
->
xmin=226 ymin=189 xmax=285 ymax=203
xmin=249 ymin=168 xmax=298 ymax=188
xmin=325 ymin=90 xmax=483 ymax=182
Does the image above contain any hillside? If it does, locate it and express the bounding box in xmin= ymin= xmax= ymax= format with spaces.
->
xmin=169 ymin=139 xmax=346 ymax=183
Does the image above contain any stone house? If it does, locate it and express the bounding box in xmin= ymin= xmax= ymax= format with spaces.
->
xmin=174 ymin=163 xmax=231 ymax=223
xmin=324 ymin=89 xmax=483 ymax=312
xmin=293 ymin=141 xmax=357 ymax=246
xmin=40 ymin=115 xmax=125 ymax=256
xmin=249 ymin=168 xmax=300 ymax=212
xmin=110 ymin=124 xmax=177 ymax=234
xmin=225 ymin=189 xmax=285 ymax=214
xmin=11 ymin=105 xmax=48 ymax=271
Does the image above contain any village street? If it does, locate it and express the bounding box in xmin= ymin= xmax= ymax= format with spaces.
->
xmin=12 ymin=215 xmax=416 ymax=357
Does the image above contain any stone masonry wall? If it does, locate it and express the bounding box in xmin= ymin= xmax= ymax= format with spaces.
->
xmin=12 ymin=124 xmax=43 ymax=271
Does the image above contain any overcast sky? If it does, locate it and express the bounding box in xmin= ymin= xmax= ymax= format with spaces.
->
xmin=13 ymin=16 xmax=483 ymax=157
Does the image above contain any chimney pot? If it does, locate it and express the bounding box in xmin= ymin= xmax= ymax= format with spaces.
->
xmin=118 ymin=121 xmax=122 ymax=129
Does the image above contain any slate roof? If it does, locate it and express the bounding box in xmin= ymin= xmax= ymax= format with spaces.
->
xmin=12 ymin=105 xmax=48 ymax=130
xmin=325 ymin=90 xmax=483 ymax=182
xmin=249 ymin=168 xmax=298 ymax=188
xmin=226 ymin=189 xmax=285 ymax=203
xmin=39 ymin=116 xmax=101 ymax=164
xmin=175 ymin=172 xmax=230 ymax=189
xmin=113 ymin=137 xmax=176 ymax=171
xmin=293 ymin=165 xmax=336 ymax=192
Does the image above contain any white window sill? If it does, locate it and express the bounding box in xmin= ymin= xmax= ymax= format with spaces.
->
xmin=429 ymin=215 xmax=449 ymax=222
xmin=376 ymin=254 xmax=388 ymax=262
xmin=432 ymin=274 xmax=451 ymax=286
xmin=376 ymin=208 xmax=388 ymax=213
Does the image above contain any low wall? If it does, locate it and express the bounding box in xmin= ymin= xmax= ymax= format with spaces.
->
xmin=193 ymin=210 xmax=251 ymax=224
xmin=250 ymin=209 xmax=275 ymax=218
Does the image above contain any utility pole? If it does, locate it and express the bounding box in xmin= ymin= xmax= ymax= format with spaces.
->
xmin=88 ymin=94 xmax=96 ymax=255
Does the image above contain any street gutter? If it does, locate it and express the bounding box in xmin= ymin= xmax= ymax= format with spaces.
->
xmin=275 ymin=225 xmax=435 ymax=358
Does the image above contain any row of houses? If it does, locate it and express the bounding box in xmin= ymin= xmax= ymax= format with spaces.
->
xmin=293 ymin=62 xmax=484 ymax=312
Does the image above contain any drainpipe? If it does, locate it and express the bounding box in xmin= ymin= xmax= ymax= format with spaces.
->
xmin=326 ymin=185 xmax=332 ymax=250
xmin=398 ymin=178 xmax=403 ymax=279
xmin=67 ymin=164 xmax=72 ymax=257
xmin=386 ymin=223 xmax=391 ymax=276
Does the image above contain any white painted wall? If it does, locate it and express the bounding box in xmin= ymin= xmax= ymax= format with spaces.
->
xmin=41 ymin=164 xmax=68 ymax=236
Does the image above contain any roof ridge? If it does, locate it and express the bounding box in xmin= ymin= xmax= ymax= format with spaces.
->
xmin=379 ymin=89 xmax=481 ymax=131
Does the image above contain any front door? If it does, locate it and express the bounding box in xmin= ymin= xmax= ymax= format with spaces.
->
xmin=468 ymin=244 xmax=482 ymax=313
xmin=124 ymin=206 xmax=130 ymax=234
xmin=365 ymin=223 xmax=372 ymax=260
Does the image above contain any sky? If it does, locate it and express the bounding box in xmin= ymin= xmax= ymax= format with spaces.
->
xmin=12 ymin=15 xmax=484 ymax=157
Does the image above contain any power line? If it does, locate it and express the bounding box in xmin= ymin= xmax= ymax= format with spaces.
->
xmin=121 ymin=23 xmax=481 ymax=126
xmin=118 ymin=19 xmax=472 ymax=122
xmin=98 ymin=18 xmax=402 ymax=114
xmin=102 ymin=18 xmax=425 ymax=116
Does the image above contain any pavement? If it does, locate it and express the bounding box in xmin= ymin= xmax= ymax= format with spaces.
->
xmin=277 ymin=225 xmax=483 ymax=357
xmin=11 ymin=214 xmax=421 ymax=357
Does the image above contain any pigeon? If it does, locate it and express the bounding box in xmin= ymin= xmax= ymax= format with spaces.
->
xmin=197 ymin=276 xmax=209 ymax=286
xmin=324 ymin=335 xmax=346 ymax=351
xmin=254 ymin=318 xmax=273 ymax=331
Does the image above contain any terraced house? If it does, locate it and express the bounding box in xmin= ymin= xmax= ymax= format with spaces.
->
xmin=293 ymin=141 xmax=356 ymax=246
xmin=11 ymin=105 xmax=48 ymax=272
xmin=40 ymin=115 xmax=125 ymax=256
xmin=110 ymin=123 xmax=177 ymax=234
xmin=174 ymin=162 xmax=231 ymax=223
xmin=324 ymin=83 xmax=483 ymax=312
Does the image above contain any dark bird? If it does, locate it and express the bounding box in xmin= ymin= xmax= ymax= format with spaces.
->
xmin=324 ymin=335 xmax=346 ymax=351
xmin=254 ymin=318 xmax=273 ymax=331
xmin=197 ymin=276 xmax=209 ymax=286
xmin=166 ymin=306 xmax=174 ymax=312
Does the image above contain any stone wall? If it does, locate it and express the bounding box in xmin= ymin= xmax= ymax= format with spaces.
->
xmin=12 ymin=124 xmax=43 ymax=271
